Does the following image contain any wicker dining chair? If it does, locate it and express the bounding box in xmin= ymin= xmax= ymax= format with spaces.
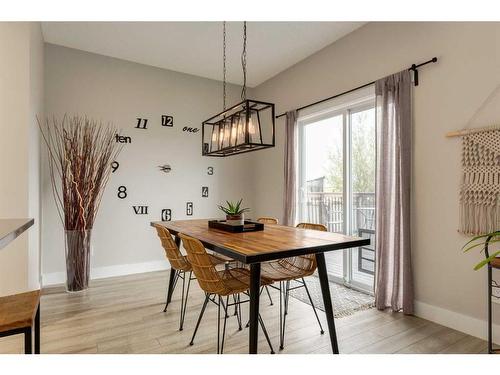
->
xmin=179 ymin=233 xmax=275 ymax=354
xmin=260 ymin=222 xmax=326 ymax=350
xmin=257 ymin=217 xmax=279 ymax=225
xmin=153 ymin=224 xmax=229 ymax=331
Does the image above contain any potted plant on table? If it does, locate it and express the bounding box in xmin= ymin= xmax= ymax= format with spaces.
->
xmin=39 ymin=115 xmax=121 ymax=292
xmin=217 ymin=199 xmax=250 ymax=225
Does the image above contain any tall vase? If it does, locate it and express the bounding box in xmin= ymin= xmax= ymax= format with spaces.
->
xmin=64 ymin=229 xmax=91 ymax=292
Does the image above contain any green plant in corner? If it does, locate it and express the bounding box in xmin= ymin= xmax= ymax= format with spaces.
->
xmin=462 ymin=230 xmax=500 ymax=270
xmin=217 ymin=199 xmax=250 ymax=216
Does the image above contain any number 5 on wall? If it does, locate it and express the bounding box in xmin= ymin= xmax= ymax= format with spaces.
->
xmin=186 ymin=202 xmax=193 ymax=216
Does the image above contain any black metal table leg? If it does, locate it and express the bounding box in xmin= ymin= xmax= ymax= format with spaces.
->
xmin=34 ymin=303 xmax=40 ymax=354
xmin=249 ymin=263 xmax=261 ymax=354
xmin=316 ymin=252 xmax=339 ymax=354
xmin=24 ymin=327 xmax=32 ymax=354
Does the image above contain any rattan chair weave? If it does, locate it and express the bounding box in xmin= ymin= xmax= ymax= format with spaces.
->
xmin=261 ymin=222 xmax=327 ymax=282
xmin=154 ymin=224 xmax=229 ymax=271
xmin=153 ymin=224 xmax=191 ymax=272
xmin=179 ymin=233 xmax=271 ymax=296
xmin=296 ymin=222 xmax=328 ymax=232
xmin=257 ymin=217 xmax=279 ymax=224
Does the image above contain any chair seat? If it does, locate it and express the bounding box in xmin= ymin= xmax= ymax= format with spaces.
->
xmin=490 ymin=257 xmax=500 ymax=269
xmin=217 ymin=268 xmax=272 ymax=296
xmin=261 ymin=258 xmax=315 ymax=282
xmin=0 ymin=290 xmax=40 ymax=332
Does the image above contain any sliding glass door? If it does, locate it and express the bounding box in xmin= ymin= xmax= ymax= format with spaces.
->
xmin=298 ymin=97 xmax=376 ymax=292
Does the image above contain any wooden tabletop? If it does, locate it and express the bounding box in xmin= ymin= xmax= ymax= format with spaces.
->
xmin=151 ymin=219 xmax=370 ymax=263
xmin=0 ymin=219 xmax=34 ymax=251
xmin=0 ymin=290 xmax=40 ymax=332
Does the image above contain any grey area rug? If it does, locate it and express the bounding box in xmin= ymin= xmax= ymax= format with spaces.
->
xmin=288 ymin=277 xmax=375 ymax=318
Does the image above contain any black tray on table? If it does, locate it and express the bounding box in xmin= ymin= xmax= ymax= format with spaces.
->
xmin=208 ymin=220 xmax=264 ymax=233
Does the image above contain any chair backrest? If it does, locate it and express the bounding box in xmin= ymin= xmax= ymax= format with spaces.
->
xmin=291 ymin=222 xmax=329 ymax=272
xmin=179 ymin=233 xmax=227 ymax=295
xmin=153 ymin=224 xmax=190 ymax=271
xmin=257 ymin=217 xmax=279 ymax=224
xmin=296 ymin=222 xmax=328 ymax=232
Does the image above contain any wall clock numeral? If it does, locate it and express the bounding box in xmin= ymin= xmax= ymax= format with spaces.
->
xmin=162 ymin=115 xmax=174 ymax=127
xmin=202 ymin=186 xmax=208 ymax=197
xmin=161 ymin=209 xmax=172 ymax=221
xmin=183 ymin=126 xmax=199 ymax=133
xmin=111 ymin=161 xmax=120 ymax=173
xmin=133 ymin=205 xmax=149 ymax=215
xmin=186 ymin=202 xmax=193 ymax=216
xmin=203 ymin=143 xmax=209 ymax=154
xmin=117 ymin=186 xmax=127 ymax=199
xmin=115 ymin=134 xmax=132 ymax=143
xmin=135 ymin=118 xmax=148 ymax=129
xmin=207 ymin=167 xmax=214 ymax=175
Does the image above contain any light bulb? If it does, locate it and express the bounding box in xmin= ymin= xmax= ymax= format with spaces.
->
xmin=237 ymin=118 xmax=244 ymax=143
xmin=224 ymin=125 xmax=230 ymax=145
xmin=231 ymin=122 xmax=237 ymax=145
xmin=248 ymin=117 xmax=255 ymax=135
xmin=219 ymin=127 xmax=224 ymax=147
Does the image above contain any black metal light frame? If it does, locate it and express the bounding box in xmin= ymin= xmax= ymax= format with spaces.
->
xmin=202 ymin=99 xmax=275 ymax=157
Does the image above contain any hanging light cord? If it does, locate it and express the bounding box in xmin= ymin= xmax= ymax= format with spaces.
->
xmin=241 ymin=21 xmax=247 ymax=101
xmin=222 ymin=21 xmax=227 ymax=110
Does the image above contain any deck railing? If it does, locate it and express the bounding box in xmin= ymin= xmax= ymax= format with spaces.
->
xmin=304 ymin=192 xmax=375 ymax=233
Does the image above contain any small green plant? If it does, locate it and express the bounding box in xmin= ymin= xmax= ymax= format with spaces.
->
xmin=462 ymin=230 xmax=500 ymax=270
xmin=217 ymin=199 xmax=250 ymax=216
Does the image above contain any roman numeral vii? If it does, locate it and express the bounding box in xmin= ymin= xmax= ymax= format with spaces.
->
xmin=133 ymin=205 xmax=148 ymax=215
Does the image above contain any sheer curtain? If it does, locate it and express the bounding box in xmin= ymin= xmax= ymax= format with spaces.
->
xmin=283 ymin=110 xmax=298 ymax=226
xmin=374 ymin=71 xmax=414 ymax=314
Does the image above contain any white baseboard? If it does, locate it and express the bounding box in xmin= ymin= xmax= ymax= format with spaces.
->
xmin=42 ymin=260 xmax=170 ymax=287
xmin=415 ymin=300 xmax=500 ymax=345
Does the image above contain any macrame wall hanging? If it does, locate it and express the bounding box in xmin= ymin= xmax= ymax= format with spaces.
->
xmin=446 ymin=84 xmax=500 ymax=235
xmin=457 ymin=128 xmax=500 ymax=234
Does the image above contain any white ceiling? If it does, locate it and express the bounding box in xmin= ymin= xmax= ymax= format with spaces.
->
xmin=41 ymin=22 xmax=365 ymax=87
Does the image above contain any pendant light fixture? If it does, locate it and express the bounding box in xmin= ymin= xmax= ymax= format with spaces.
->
xmin=202 ymin=21 xmax=275 ymax=157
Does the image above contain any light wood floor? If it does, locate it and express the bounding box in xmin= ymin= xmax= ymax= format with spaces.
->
xmin=0 ymin=271 xmax=487 ymax=354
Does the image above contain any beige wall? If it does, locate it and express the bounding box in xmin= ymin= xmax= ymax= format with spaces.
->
xmin=0 ymin=22 xmax=43 ymax=296
xmin=42 ymin=44 xmax=255 ymax=283
xmin=252 ymin=22 xmax=500 ymax=340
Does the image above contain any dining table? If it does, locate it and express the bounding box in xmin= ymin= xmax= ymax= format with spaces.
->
xmin=151 ymin=219 xmax=370 ymax=354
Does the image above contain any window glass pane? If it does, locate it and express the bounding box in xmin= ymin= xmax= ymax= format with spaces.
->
xmin=349 ymin=107 xmax=376 ymax=290
xmin=302 ymin=114 xmax=344 ymax=280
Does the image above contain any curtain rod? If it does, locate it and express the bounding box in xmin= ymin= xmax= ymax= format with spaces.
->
xmin=275 ymin=57 xmax=438 ymax=119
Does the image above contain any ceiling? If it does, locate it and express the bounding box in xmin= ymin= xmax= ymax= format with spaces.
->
xmin=41 ymin=22 xmax=365 ymax=87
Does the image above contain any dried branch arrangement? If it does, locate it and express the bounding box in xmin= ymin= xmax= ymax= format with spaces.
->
xmin=38 ymin=115 xmax=121 ymax=291
xmin=38 ymin=115 xmax=122 ymax=230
